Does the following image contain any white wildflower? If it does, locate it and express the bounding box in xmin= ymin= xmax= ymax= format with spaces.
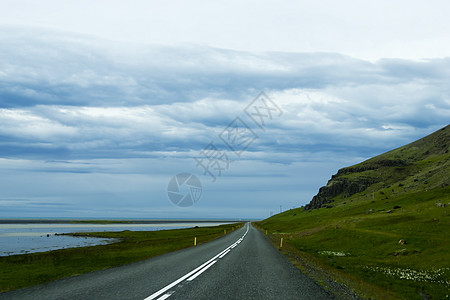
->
xmin=364 ymin=266 xmax=450 ymax=285
xmin=318 ymin=250 xmax=348 ymax=257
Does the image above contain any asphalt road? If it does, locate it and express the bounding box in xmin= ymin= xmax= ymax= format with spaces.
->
xmin=0 ymin=223 xmax=330 ymax=300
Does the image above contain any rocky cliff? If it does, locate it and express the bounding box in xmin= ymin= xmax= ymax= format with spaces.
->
xmin=304 ymin=125 xmax=450 ymax=210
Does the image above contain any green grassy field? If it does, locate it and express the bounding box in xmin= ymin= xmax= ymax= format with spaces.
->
xmin=255 ymin=126 xmax=450 ymax=299
xmin=0 ymin=223 xmax=243 ymax=293
xmin=256 ymin=187 xmax=449 ymax=299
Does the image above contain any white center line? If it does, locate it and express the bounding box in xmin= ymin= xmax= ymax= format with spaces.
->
xmin=186 ymin=260 xmax=217 ymax=281
xmin=144 ymin=224 xmax=249 ymax=300
xmin=156 ymin=293 xmax=172 ymax=300
xmin=218 ymin=249 xmax=230 ymax=258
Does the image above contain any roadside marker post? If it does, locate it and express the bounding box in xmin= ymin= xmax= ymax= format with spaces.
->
xmin=280 ymin=238 xmax=283 ymax=248
xmin=194 ymin=237 xmax=197 ymax=246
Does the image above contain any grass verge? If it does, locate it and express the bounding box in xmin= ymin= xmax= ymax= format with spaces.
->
xmin=0 ymin=223 xmax=243 ymax=293
xmin=255 ymin=187 xmax=450 ymax=299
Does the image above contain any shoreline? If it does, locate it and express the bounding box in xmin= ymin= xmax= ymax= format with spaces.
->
xmin=0 ymin=223 xmax=244 ymax=293
xmin=0 ymin=219 xmax=248 ymax=224
xmin=0 ymin=221 xmax=242 ymax=256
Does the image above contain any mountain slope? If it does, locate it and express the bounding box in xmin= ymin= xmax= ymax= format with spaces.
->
xmin=305 ymin=125 xmax=449 ymax=210
xmin=256 ymin=125 xmax=450 ymax=299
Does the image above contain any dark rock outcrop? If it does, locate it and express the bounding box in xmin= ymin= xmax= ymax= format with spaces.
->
xmin=304 ymin=175 xmax=376 ymax=210
xmin=304 ymin=125 xmax=449 ymax=210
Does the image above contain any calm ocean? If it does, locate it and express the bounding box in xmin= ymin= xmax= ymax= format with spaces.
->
xmin=0 ymin=222 xmax=231 ymax=256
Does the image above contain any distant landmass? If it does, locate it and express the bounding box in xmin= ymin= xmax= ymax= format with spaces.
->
xmin=0 ymin=219 xmax=245 ymax=224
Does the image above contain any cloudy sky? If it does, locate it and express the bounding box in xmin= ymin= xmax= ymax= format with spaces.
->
xmin=0 ymin=1 xmax=449 ymax=219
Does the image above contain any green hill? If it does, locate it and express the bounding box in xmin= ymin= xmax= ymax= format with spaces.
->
xmin=256 ymin=125 xmax=449 ymax=299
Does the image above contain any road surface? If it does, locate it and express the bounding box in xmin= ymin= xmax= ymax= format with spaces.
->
xmin=0 ymin=223 xmax=331 ymax=300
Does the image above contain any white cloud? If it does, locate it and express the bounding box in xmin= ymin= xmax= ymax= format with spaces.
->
xmin=0 ymin=26 xmax=449 ymax=218
xmin=0 ymin=108 xmax=77 ymax=139
xmin=1 ymin=0 xmax=450 ymax=60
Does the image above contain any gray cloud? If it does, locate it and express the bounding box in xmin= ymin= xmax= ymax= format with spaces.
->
xmin=0 ymin=28 xmax=449 ymax=218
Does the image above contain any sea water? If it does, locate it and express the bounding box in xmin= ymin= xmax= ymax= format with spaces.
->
xmin=0 ymin=222 xmax=230 ymax=256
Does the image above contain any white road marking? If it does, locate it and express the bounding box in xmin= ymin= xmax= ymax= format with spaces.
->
xmin=186 ymin=260 xmax=217 ymax=281
xmin=144 ymin=224 xmax=249 ymax=300
xmin=156 ymin=293 xmax=172 ymax=300
xmin=144 ymin=258 xmax=218 ymax=300
xmin=218 ymin=249 xmax=230 ymax=258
